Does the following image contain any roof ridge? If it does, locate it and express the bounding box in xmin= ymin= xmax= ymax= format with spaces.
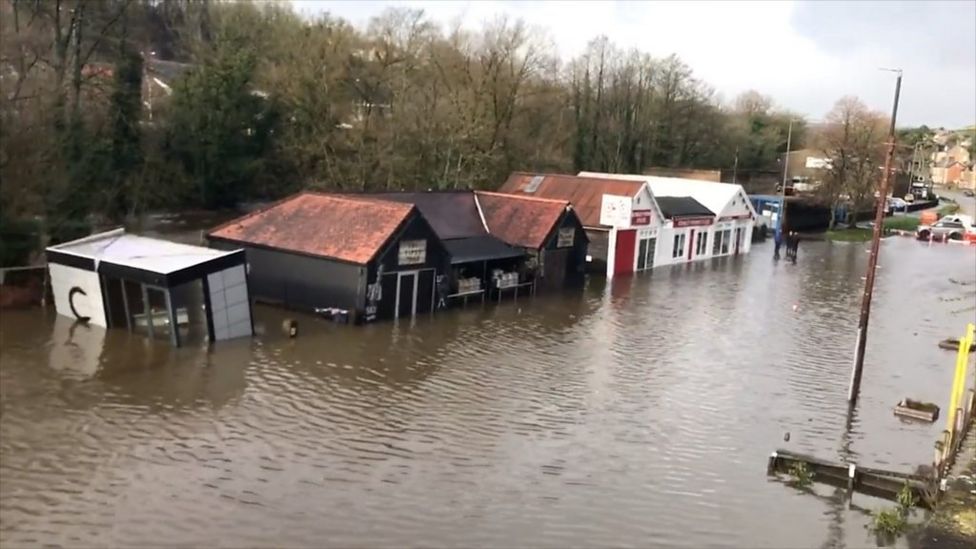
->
xmin=476 ymin=190 xmax=569 ymax=206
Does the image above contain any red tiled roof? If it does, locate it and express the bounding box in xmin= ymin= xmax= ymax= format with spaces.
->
xmin=474 ymin=191 xmax=569 ymax=249
xmin=208 ymin=192 xmax=414 ymax=264
xmin=498 ymin=172 xmax=644 ymax=227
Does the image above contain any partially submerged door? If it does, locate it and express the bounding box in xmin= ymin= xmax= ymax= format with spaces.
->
xmin=613 ymin=229 xmax=637 ymax=276
xmin=396 ymin=272 xmax=417 ymax=318
xmin=416 ymin=270 xmax=434 ymax=314
xmin=637 ymin=239 xmax=649 ymax=271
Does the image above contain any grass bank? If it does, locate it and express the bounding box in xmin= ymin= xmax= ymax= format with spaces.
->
xmin=884 ymin=216 xmax=921 ymax=231
xmin=939 ymin=203 xmax=961 ymax=217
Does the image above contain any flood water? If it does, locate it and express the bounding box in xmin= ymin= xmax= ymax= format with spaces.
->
xmin=2 ymin=237 xmax=974 ymax=548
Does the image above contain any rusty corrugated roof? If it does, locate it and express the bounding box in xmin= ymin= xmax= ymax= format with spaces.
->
xmin=474 ymin=191 xmax=570 ymax=249
xmin=498 ymin=172 xmax=645 ymax=228
xmin=208 ymin=192 xmax=414 ymax=265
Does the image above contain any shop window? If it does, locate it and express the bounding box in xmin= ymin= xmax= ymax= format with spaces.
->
xmin=696 ymin=231 xmax=708 ymax=255
xmin=712 ymin=230 xmax=723 ymax=255
xmin=672 ymin=233 xmax=686 ymax=258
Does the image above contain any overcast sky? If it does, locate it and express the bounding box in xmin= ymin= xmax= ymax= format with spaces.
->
xmin=292 ymin=0 xmax=976 ymax=129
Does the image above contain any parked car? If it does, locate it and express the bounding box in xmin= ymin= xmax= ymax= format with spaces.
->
xmin=917 ymin=214 xmax=975 ymax=241
xmin=963 ymin=189 xmax=975 ymax=197
xmin=887 ymin=197 xmax=908 ymax=212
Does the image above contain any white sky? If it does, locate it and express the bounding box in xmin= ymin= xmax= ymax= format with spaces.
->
xmin=291 ymin=0 xmax=976 ymax=129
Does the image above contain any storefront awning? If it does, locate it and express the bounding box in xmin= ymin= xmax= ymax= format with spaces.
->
xmin=444 ymin=236 xmax=525 ymax=265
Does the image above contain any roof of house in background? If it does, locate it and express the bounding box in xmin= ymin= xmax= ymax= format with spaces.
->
xmin=474 ymin=191 xmax=572 ymax=249
xmin=208 ymin=192 xmax=414 ymax=265
xmin=578 ymin=172 xmax=754 ymax=218
xmin=367 ymin=191 xmax=487 ymax=240
xmin=147 ymin=58 xmax=193 ymax=83
xmin=498 ymin=173 xmax=646 ymax=227
xmin=655 ymin=197 xmax=715 ymax=219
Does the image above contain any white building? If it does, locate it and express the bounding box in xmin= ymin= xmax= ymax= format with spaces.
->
xmin=580 ymin=172 xmax=757 ymax=265
xmin=46 ymin=229 xmax=253 ymax=346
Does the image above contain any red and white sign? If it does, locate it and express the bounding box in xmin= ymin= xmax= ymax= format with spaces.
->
xmin=673 ymin=216 xmax=714 ymax=228
xmin=631 ymin=209 xmax=652 ymax=226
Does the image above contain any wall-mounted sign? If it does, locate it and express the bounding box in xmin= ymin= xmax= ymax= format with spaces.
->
xmin=719 ymin=213 xmax=752 ymax=221
xmin=556 ymin=228 xmax=575 ymax=248
xmin=631 ymin=209 xmax=652 ymax=226
xmin=599 ymin=195 xmax=633 ymax=227
xmin=398 ymin=240 xmax=426 ymax=265
xmin=673 ymin=216 xmax=714 ymax=228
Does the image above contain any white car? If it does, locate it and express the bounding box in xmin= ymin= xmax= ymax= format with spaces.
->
xmin=917 ymin=214 xmax=975 ymax=241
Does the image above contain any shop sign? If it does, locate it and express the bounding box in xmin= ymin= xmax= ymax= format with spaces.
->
xmin=557 ymin=228 xmax=575 ymax=248
xmin=673 ymin=216 xmax=714 ymax=228
xmin=398 ymin=240 xmax=426 ymax=265
xmin=631 ymin=209 xmax=652 ymax=226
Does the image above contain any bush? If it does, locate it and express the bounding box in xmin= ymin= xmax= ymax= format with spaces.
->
xmin=883 ymin=216 xmax=921 ymax=232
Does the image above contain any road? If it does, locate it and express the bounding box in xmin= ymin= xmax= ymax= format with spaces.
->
xmin=937 ymin=186 xmax=976 ymax=217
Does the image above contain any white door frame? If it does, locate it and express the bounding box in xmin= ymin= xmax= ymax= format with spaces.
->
xmin=394 ymin=270 xmax=419 ymax=317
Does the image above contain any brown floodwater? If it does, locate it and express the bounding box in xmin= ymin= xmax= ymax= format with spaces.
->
xmin=2 ymin=236 xmax=974 ymax=548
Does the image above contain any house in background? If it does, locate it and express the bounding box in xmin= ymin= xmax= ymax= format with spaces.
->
xmin=208 ymin=193 xmax=450 ymax=323
xmin=498 ymin=173 xmax=663 ymax=279
xmin=931 ymin=159 xmax=972 ymax=187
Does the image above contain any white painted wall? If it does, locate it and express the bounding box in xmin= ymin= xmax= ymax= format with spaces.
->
xmin=207 ymin=264 xmax=252 ymax=342
xmin=48 ymin=262 xmax=107 ymax=327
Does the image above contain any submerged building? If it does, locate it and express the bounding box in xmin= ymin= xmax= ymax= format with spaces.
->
xmin=208 ymin=193 xmax=449 ymax=323
xmin=208 ymin=190 xmax=588 ymax=323
xmin=498 ymin=173 xmax=661 ymax=278
xmin=46 ymin=229 xmax=253 ymax=346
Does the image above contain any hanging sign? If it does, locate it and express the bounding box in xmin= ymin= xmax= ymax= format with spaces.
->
xmin=398 ymin=240 xmax=426 ymax=265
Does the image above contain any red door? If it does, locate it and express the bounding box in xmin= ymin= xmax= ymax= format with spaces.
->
xmin=613 ymin=229 xmax=637 ymax=276
xmin=688 ymin=229 xmax=695 ymax=261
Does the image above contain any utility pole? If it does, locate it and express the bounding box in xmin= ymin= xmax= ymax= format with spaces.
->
xmin=848 ymin=69 xmax=902 ymax=405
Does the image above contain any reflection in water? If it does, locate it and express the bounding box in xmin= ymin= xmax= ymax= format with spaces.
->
xmin=1 ymin=238 xmax=974 ymax=548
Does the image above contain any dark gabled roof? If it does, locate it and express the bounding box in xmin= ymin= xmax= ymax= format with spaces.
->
xmin=498 ymin=172 xmax=645 ymax=227
xmin=208 ymin=192 xmax=414 ymax=265
xmin=655 ymin=196 xmax=715 ymax=219
xmin=474 ymin=191 xmax=572 ymax=249
xmin=443 ymin=236 xmax=525 ymax=265
xmin=369 ymin=192 xmax=487 ymax=240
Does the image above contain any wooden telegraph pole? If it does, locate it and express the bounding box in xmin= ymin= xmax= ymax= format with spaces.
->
xmin=848 ymin=70 xmax=903 ymax=405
